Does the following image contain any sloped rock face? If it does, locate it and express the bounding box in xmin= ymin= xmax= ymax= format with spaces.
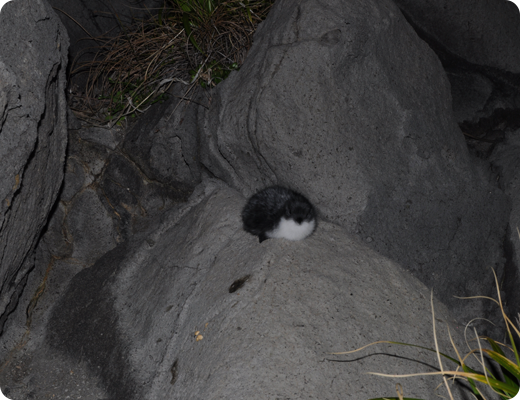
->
xmin=121 ymin=88 xmax=203 ymax=189
xmin=199 ymin=0 xmax=510 ymax=323
xmin=491 ymin=131 xmax=520 ymax=318
xmin=392 ymin=0 xmax=520 ymax=73
xmin=0 ymin=0 xmax=516 ymax=398
xmin=0 ymin=96 xmax=196 ymax=398
xmin=11 ymin=181 xmax=472 ymax=400
xmin=0 ymin=0 xmax=69 ymax=334
xmin=56 ymin=99 xmax=195 ymax=267
xmin=393 ymin=0 xmax=520 ymax=141
xmin=47 ymin=0 xmax=164 ymax=75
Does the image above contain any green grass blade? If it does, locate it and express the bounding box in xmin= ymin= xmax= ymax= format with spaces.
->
xmin=368 ymin=398 xmax=424 ymax=400
xmin=368 ymin=397 xmax=423 ymax=400
xmin=182 ymin=14 xmax=203 ymax=54
xmin=482 ymin=349 xmax=520 ymax=381
xmin=177 ymin=0 xmax=192 ymax=12
xmin=483 ymin=339 xmax=520 ymax=375
xmin=204 ymin=0 xmax=214 ymax=14
xmin=461 ymin=364 xmax=484 ymax=399
xmin=464 ymin=371 xmax=518 ymax=395
xmin=243 ymin=0 xmax=253 ymax=23
xmin=487 ymin=337 xmax=506 ymax=356
xmin=157 ymin=8 xmax=163 ymax=25
xmin=510 ymin=330 xmax=520 ymax=367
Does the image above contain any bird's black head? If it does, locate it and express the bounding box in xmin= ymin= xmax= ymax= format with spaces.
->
xmin=284 ymin=196 xmax=315 ymax=224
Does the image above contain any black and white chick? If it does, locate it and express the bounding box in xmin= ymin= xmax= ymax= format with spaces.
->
xmin=242 ymin=186 xmax=316 ymax=243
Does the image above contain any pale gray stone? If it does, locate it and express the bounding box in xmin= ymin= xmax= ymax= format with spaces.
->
xmin=43 ymin=181 xmax=478 ymax=399
xmin=0 ymin=0 xmax=69 ymax=334
xmin=198 ymin=0 xmax=510 ymax=328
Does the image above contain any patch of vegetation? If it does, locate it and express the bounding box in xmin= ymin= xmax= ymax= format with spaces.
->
xmin=69 ymin=0 xmax=274 ymax=126
xmin=332 ymin=268 xmax=520 ymax=400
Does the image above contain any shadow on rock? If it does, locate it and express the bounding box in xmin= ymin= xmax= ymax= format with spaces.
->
xmin=46 ymin=241 xmax=139 ymax=400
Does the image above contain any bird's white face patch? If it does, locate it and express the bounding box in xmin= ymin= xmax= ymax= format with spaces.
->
xmin=267 ymin=217 xmax=316 ymax=241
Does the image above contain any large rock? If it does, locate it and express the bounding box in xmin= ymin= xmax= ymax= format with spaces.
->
xmin=448 ymin=70 xmax=495 ymax=124
xmin=0 ymin=180 xmax=483 ymax=399
xmin=393 ymin=0 xmax=520 ymax=74
xmin=491 ymin=131 xmax=520 ymax=317
xmin=199 ymin=0 xmax=510 ymax=325
xmin=0 ymin=0 xmax=69 ymax=334
xmin=393 ymin=0 xmax=520 ymax=127
xmin=47 ymin=0 xmax=164 ymax=72
xmin=0 ymin=89 xmax=197 ymax=372
xmin=0 ymin=0 xmax=516 ymax=397
xmin=122 ymin=86 xmax=203 ymax=189
xmin=49 ymin=100 xmax=196 ymax=269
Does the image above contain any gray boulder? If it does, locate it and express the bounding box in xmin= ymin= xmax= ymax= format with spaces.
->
xmin=491 ymin=131 xmax=520 ymax=317
xmin=199 ymin=0 xmax=510 ymax=326
xmin=0 ymin=0 xmax=69 ymax=334
xmin=393 ymin=0 xmax=520 ymax=125
xmin=122 ymin=86 xmax=203 ymax=189
xmin=393 ymin=0 xmax=520 ymax=74
xmin=0 ymin=0 xmax=516 ymax=398
xmin=2 ymin=180 xmax=480 ymax=399
xmin=448 ymin=70 xmax=495 ymax=124
xmin=37 ymin=103 xmax=196 ymax=272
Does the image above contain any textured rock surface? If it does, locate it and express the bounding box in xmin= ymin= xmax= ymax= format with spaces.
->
xmin=491 ymin=131 xmax=520 ymax=317
xmin=41 ymin=104 xmax=195 ymax=271
xmin=448 ymin=71 xmax=495 ymax=124
xmin=394 ymin=0 xmax=520 ymax=127
xmin=1 ymin=0 xmax=519 ymax=398
xmin=0 ymin=180 xmax=480 ymax=399
xmin=0 ymin=99 xmax=197 ymax=398
xmin=47 ymin=0 xmax=164 ymax=72
xmin=0 ymin=0 xmax=69 ymax=334
xmin=0 ymin=243 xmax=108 ymax=399
xmin=199 ymin=0 xmax=510 ymax=325
xmin=122 ymin=85 xmax=203 ymax=189
xmin=393 ymin=0 xmax=520 ymax=73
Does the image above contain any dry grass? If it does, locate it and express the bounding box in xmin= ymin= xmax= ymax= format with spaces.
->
xmin=331 ymin=268 xmax=520 ymax=400
xmin=68 ymin=0 xmax=274 ymax=126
